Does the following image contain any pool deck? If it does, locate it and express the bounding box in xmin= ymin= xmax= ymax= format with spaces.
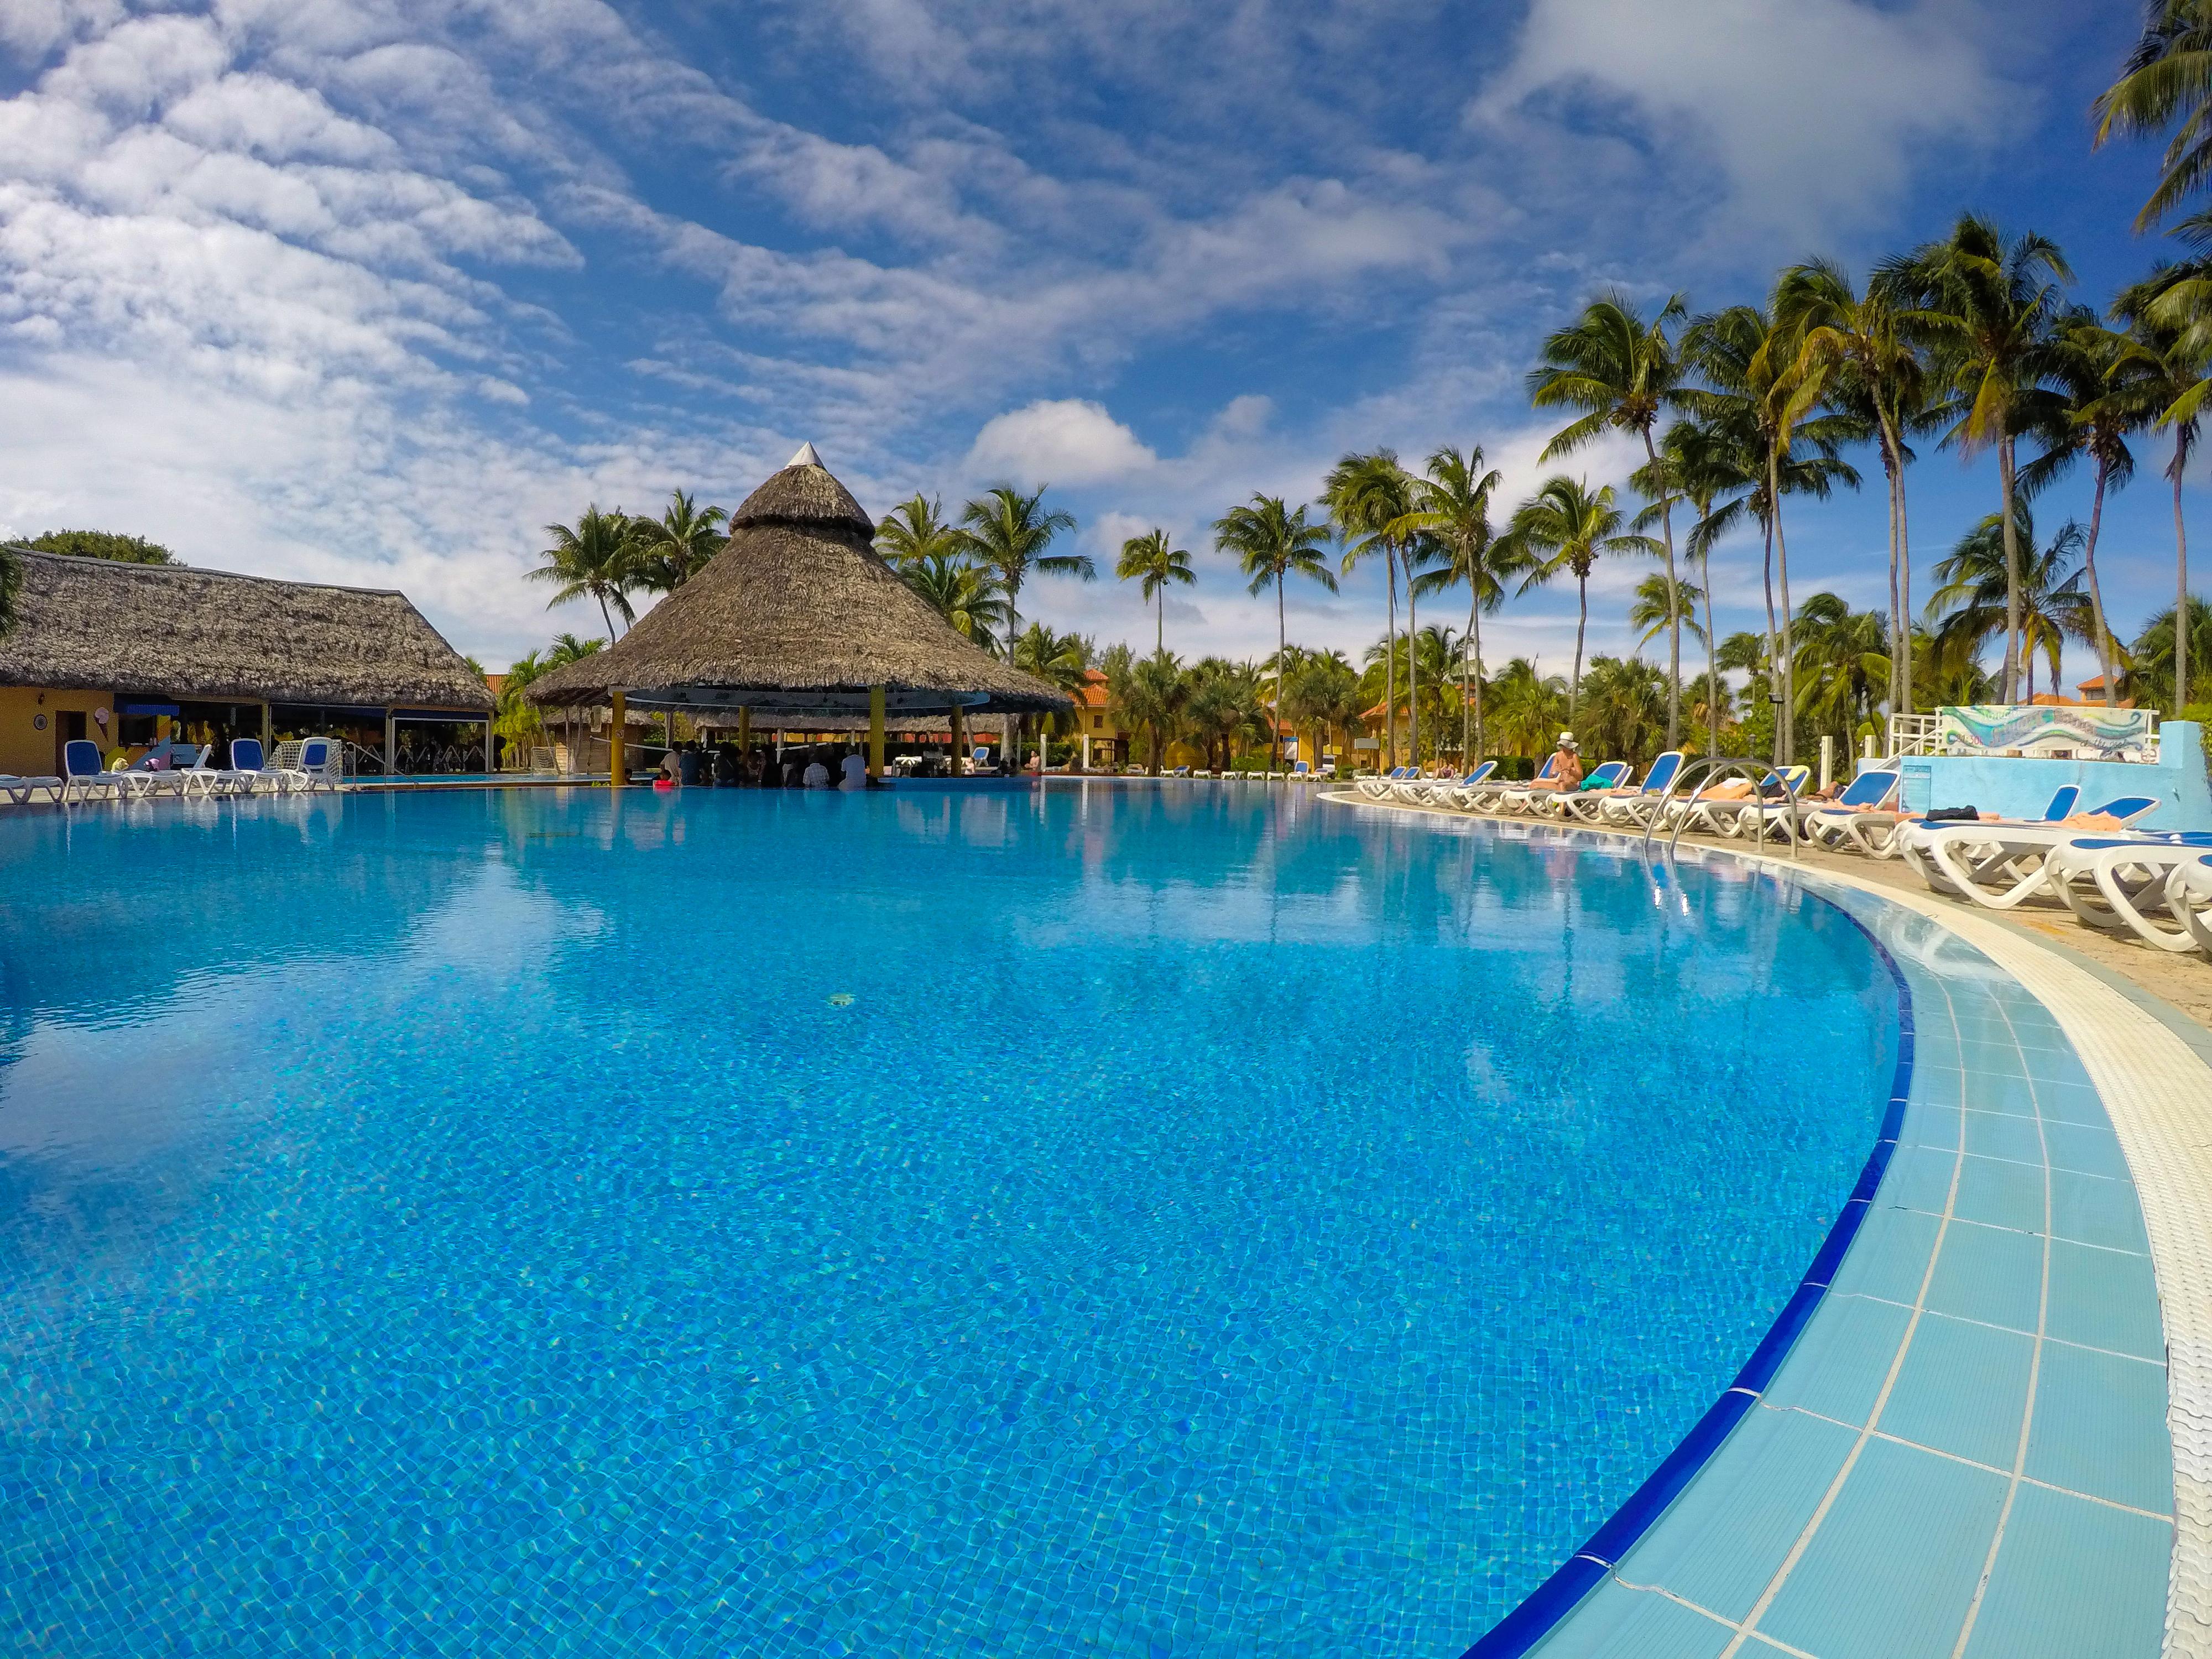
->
xmin=1326 ymin=794 xmax=2212 ymax=1659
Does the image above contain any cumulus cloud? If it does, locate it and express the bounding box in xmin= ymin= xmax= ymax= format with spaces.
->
xmin=966 ymin=399 xmax=1158 ymax=486
xmin=1474 ymin=0 xmax=2020 ymax=238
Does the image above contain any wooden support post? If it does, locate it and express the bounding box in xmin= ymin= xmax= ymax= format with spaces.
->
xmin=738 ymin=706 xmax=751 ymax=756
xmin=384 ymin=711 xmax=396 ymax=776
xmin=609 ymin=690 xmax=627 ymax=787
xmin=949 ymin=702 xmax=963 ymax=775
xmin=868 ymin=684 xmax=885 ymax=782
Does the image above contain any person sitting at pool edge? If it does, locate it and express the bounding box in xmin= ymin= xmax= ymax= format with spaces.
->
xmin=802 ymin=753 xmax=831 ymax=788
xmin=838 ymin=750 xmax=868 ymax=790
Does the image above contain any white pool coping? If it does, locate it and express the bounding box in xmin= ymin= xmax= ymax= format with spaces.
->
xmin=1324 ymin=792 xmax=2212 ymax=1658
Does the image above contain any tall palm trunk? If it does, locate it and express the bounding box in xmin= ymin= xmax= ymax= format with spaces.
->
xmin=1384 ymin=547 xmax=1399 ymax=769
xmin=1898 ymin=471 xmax=1914 ymax=717
xmin=1999 ymin=437 xmax=2022 ymax=702
xmin=1643 ymin=428 xmax=1682 ymax=747
xmin=1769 ymin=447 xmax=1797 ymax=763
xmin=1273 ymin=574 xmax=1286 ymax=769
xmin=1155 ymin=591 xmax=1164 ymax=654
xmin=2176 ymin=428 xmax=2193 ymax=716
xmin=1572 ymin=566 xmax=1589 ymax=718
xmin=1465 ymin=588 xmax=1480 ymax=761
xmin=1406 ymin=554 xmax=1420 ymax=768
xmin=1760 ymin=509 xmax=1780 ymax=767
xmin=2083 ymin=457 xmax=2116 ymax=706
xmin=597 ymin=591 xmax=619 ymax=644
xmin=1877 ymin=420 xmax=1903 ymax=722
xmin=1701 ymin=539 xmax=1719 ymax=759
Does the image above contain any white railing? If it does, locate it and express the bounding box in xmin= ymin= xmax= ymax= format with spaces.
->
xmin=1887 ymin=713 xmax=1942 ymax=757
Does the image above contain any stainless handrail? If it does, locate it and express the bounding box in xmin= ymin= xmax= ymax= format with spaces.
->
xmin=1640 ymin=755 xmax=1803 ymax=862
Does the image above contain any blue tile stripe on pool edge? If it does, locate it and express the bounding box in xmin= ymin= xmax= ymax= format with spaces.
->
xmin=1458 ymin=892 xmax=1916 ymax=1659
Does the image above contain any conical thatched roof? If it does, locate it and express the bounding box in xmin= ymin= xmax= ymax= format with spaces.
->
xmin=0 ymin=548 xmax=492 ymax=709
xmin=529 ymin=449 xmax=1072 ymax=716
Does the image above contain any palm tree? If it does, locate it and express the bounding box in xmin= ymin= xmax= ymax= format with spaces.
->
xmin=2126 ymin=596 xmax=2212 ymax=708
xmin=1528 ymin=293 xmax=1692 ymax=743
xmin=1324 ymin=452 xmax=1420 ymax=767
xmin=956 ymin=486 xmax=1088 ymax=656
xmin=492 ymin=648 xmax=547 ymax=770
xmin=1503 ymin=477 xmax=1658 ymax=717
xmin=1925 ymin=502 xmax=2098 ymax=701
xmin=531 ymin=506 xmax=640 ymax=643
xmin=1281 ymin=651 xmax=1363 ymax=769
xmin=2019 ymin=313 xmax=2146 ymax=704
xmin=1214 ymin=495 xmax=1338 ymax=767
xmin=1780 ymin=257 xmax=1934 ymax=717
xmin=545 ymin=632 xmax=605 ymax=669
xmin=1578 ymin=655 xmax=1668 ymax=767
xmin=1485 ymin=658 xmax=1569 ymax=760
xmin=2115 ymin=262 xmax=2210 ymax=718
xmin=1115 ymin=528 xmax=1196 ymax=653
xmin=875 ymin=494 xmax=965 ymax=568
xmin=1790 ymin=593 xmax=1892 ymax=755
xmin=1682 ymin=301 xmax=1864 ymax=760
xmin=902 ymin=552 xmax=1010 ymax=648
xmin=632 ymin=489 xmax=728 ymax=597
xmin=1112 ymin=649 xmax=1190 ymax=775
xmin=1014 ymin=623 xmax=1094 ymax=764
xmin=2095 ymin=2 xmax=2212 ymax=230
xmin=1885 ymin=216 xmax=2072 ymax=702
xmin=1629 ymin=573 xmax=1708 ymax=653
xmin=1400 ymin=446 xmax=1513 ymax=762
xmin=1635 ymin=419 xmax=1754 ymax=759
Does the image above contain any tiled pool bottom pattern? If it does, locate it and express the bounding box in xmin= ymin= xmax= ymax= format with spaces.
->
xmin=1525 ymin=894 xmax=2174 ymax=1659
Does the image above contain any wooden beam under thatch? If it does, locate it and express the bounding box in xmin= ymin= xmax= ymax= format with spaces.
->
xmin=0 ymin=547 xmax=492 ymax=710
xmin=528 ymin=448 xmax=1073 ymax=717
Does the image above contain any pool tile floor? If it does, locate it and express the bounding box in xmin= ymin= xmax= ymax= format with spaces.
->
xmin=1526 ymin=890 xmax=2178 ymax=1659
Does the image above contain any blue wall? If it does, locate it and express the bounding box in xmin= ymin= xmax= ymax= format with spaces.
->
xmin=1898 ymin=721 xmax=2210 ymax=831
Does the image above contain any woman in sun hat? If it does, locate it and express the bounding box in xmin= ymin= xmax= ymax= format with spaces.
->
xmin=1548 ymin=731 xmax=1584 ymax=792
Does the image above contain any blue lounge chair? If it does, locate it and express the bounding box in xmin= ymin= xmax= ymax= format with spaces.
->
xmin=60 ymin=739 xmax=121 ymax=805
xmin=1568 ymin=750 xmax=1686 ymax=825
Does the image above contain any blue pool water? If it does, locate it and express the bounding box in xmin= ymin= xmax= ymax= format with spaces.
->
xmin=0 ymin=785 xmax=1895 ymax=1656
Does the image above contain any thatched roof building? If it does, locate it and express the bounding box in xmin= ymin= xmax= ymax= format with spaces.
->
xmin=529 ymin=447 xmax=1072 ymax=718
xmin=0 ymin=548 xmax=492 ymax=711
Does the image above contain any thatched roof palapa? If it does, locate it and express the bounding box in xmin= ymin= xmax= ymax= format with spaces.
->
xmin=0 ymin=549 xmax=493 ymax=710
xmin=529 ymin=447 xmax=1073 ymax=717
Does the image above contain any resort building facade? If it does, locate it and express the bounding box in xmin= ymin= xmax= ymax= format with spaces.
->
xmin=0 ymin=548 xmax=493 ymax=777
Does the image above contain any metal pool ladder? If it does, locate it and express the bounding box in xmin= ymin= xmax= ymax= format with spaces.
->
xmin=1640 ymin=755 xmax=1803 ymax=863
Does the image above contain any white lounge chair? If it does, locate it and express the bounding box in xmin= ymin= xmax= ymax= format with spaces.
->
xmin=1359 ymin=766 xmax=1412 ymax=800
xmin=1797 ymin=768 xmax=1902 ymax=849
xmin=59 ymin=739 xmax=122 ymax=805
xmin=1425 ymin=765 xmax=1495 ymax=810
xmin=1651 ymin=766 xmax=1809 ymax=838
xmin=1465 ymin=754 xmax=1555 ymax=813
xmin=1900 ymin=791 xmax=2161 ymax=910
xmin=1566 ymin=752 xmax=1683 ymax=825
xmin=191 ymin=737 xmax=277 ymax=797
xmin=1528 ymin=759 xmax=1632 ymax=818
xmin=270 ymin=736 xmax=341 ymax=794
xmin=2043 ymin=833 xmax=2212 ymax=949
xmin=2171 ymin=853 xmax=2212 ymax=956
xmin=0 ymin=774 xmax=60 ymax=805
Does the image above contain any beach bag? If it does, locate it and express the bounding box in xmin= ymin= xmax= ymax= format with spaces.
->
xmin=1923 ymin=805 xmax=1979 ymax=823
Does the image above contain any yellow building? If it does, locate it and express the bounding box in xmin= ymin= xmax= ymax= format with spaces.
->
xmin=0 ymin=547 xmax=492 ymax=778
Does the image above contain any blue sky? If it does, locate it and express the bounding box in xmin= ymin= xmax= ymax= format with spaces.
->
xmin=0 ymin=0 xmax=2187 ymax=684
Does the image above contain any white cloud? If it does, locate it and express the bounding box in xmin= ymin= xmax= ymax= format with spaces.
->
xmin=966 ymin=399 xmax=1158 ymax=487
xmin=1474 ymin=0 xmax=2019 ymax=238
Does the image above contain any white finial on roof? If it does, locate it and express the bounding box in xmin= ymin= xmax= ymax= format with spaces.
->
xmin=787 ymin=441 xmax=823 ymax=468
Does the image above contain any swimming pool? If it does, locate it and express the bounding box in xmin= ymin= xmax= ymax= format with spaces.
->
xmin=0 ymin=785 xmax=1896 ymax=1655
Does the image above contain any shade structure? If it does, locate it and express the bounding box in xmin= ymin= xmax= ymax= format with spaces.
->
xmin=528 ymin=449 xmax=1073 ymax=719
